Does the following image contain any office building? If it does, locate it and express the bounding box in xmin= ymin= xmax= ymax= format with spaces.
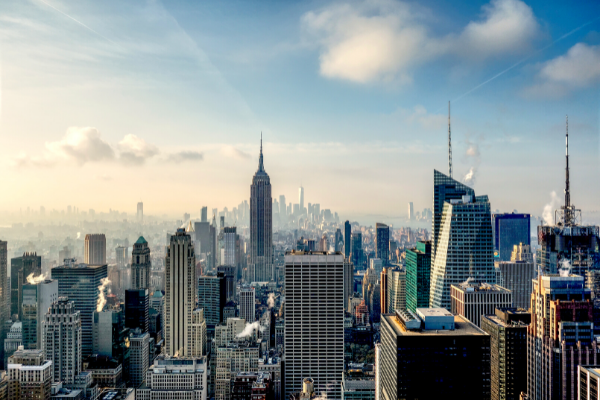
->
xmin=6 ymin=348 xmax=52 ymax=400
xmin=527 ymin=273 xmax=595 ymax=400
xmin=131 ymin=237 xmax=151 ymax=290
xmin=195 ymin=221 xmax=211 ymax=255
xmin=198 ymin=274 xmax=226 ymax=329
xmin=137 ymin=202 xmax=143 ymax=223
xmin=451 ymin=282 xmax=512 ymax=328
xmin=137 ymin=356 xmax=207 ymax=400
xmin=380 ymin=308 xmax=490 ymax=400
xmin=344 ymin=221 xmax=351 ymax=259
xmin=165 ymin=229 xmax=197 ymax=357
xmin=191 ymin=308 xmax=207 ymax=357
xmin=408 ymin=202 xmax=414 ymax=221
xmin=222 ymin=227 xmax=238 ymax=267
xmin=481 ymin=308 xmax=530 ymax=400
xmin=84 ymin=234 xmax=106 ymax=265
xmin=386 ymin=267 xmax=406 ymax=313
xmin=240 ymin=286 xmax=256 ymax=323
xmin=495 ymin=243 xmax=536 ymax=309
xmin=201 ymin=206 xmax=208 ymax=223
xmin=299 ymin=186 xmax=304 ymax=213
xmin=370 ymin=258 xmax=383 ymax=275
xmin=217 ymin=266 xmax=236 ymax=301
xmin=578 ymin=366 xmax=600 ymax=400
xmin=250 ymin=137 xmax=273 ymax=282
xmin=380 ymin=269 xmax=389 ymax=314
xmin=341 ymin=369 xmax=375 ymax=400
xmin=0 ymin=241 xmax=7 ymax=364
xmin=492 ymin=213 xmax=531 ymax=261
xmin=10 ymin=252 xmax=42 ymax=318
xmin=375 ymin=223 xmax=389 ymax=265
xmin=429 ymin=191 xmax=495 ymax=310
xmin=351 ymin=233 xmax=362 ymax=269
xmin=344 ymin=259 xmax=353 ymax=312
xmin=216 ymin=342 xmax=260 ymax=399
xmin=125 ymin=289 xmax=149 ymax=333
xmin=42 ymin=298 xmax=82 ymax=385
xmin=129 ymin=329 xmax=150 ymax=388
xmin=92 ymin=307 xmax=131 ymax=379
xmin=21 ymin=279 xmax=58 ymax=349
xmin=3 ymin=322 xmax=22 ymax=368
xmin=51 ymin=263 xmax=108 ymax=357
xmin=116 ymin=246 xmax=128 ymax=269
xmin=284 ymin=251 xmax=344 ymax=399
xmin=405 ymin=241 xmax=431 ymax=313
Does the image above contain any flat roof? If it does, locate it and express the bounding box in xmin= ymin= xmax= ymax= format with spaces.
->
xmin=382 ymin=314 xmax=487 ymax=337
xmin=416 ymin=308 xmax=453 ymax=318
xmin=482 ymin=314 xmax=528 ymax=328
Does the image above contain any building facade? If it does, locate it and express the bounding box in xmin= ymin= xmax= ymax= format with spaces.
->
xmin=136 ymin=356 xmax=207 ymax=400
xmin=10 ymin=252 xmax=42 ymax=319
xmin=84 ymin=234 xmax=106 ymax=265
xmin=131 ymin=237 xmax=151 ymax=290
xmin=495 ymin=243 xmax=536 ymax=309
xmin=451 ymin=282 xmax=512 ymax=328
xmin=405 ymin=241 xmax=431 ymax=313
xmin=375 ymin=223 xmax=389 ymax=265
xmin=7 ymin=348 xmax=52 ymax=400
xmin=239 ymin=286 xmax=256 ymax=323
xmin=125 ymin=289 xmax=149 ymax=333
xmin=492 ymin=213 xmax=531 ymax=261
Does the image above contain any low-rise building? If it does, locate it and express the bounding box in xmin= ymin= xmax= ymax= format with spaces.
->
xmin=7 ymin=347 xmax=53 ymax=400
xmin=136 ymin=355 xmax=207 ymax=400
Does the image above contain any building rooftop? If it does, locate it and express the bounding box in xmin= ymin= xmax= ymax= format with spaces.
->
xmin=382 ymin=313 xmax=487 ymax=337
xmin=135 ymin=236 xmax=147 ymax=245
xmin=452 ymin=281 xmax=511 ymax=293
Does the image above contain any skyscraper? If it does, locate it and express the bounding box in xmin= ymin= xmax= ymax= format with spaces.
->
xmin=125 ymin=288 xmax=149 ymax=333
xmin=21 ymin=279 xmax=58 ymax=349
xmin=375 ymin=223 xmax=389 ymax=265
xmin=137 ymin=202 xmax=143 ymax=223
xmin=494 ymin=243 xmax=535 ymax=309
xmin=405 ymin=241 xmax=431 ymax=313
xmin=198 ymin=274 xmax=226 ymax=329
xmin=334 ymin=229 xmax=343 ymax=253
xmin=42 ymin=298 xmax=82 ymax=385
xmin=492 ymin=213 xmax=530 ymax=261
xmin=6 ymin=348 xmax=53 ymax=400
xmin=408 ymin=202 xmax=414 ymax=220
xmin=201 ymin=206 xmax=208 ymax=223
xmin=527 ymin=273 xmax=595 ymax=400
xmin=250 ymin=136 xmax=273 ymax=282
xmin=429 ymin=190 xmax=495 ymax=310
xmin=51 ymin=263 xmax=107 ymax=357
xmin=0 ymin=241 xmax=8 ymax=363
xmin=299 ymin=186 xmax=304 ymax=213
xmin=284 ymin=251 xmax=344 ymax=399
xmin=84 ymin=234 xmax=106 ymax=265
xmin=351 ymin=233 xmax=362 ymax=268
xmin=10 ymin=252 xmax=42 ymax=318
xmin=386 ymin=267 xmax=406 ymax=313
xmin=131 ymin=236 xmax=151 ymax=290
xmin=239 ymin=286 xmax=256 ymax=323
xmin=222 ymin=227 xmax=238 ymax=266
xmin=165 ymin=229 xmax=196 ymax=357
xmin=279 ymin=195 xmax=286 ymax=218
xmin=344 ymin=221 xmax=351 ymax=259
xmin=450 ymin=282 xmax=512 ymax=328
xmin=195 ymin=221 xmax=211 ymax=254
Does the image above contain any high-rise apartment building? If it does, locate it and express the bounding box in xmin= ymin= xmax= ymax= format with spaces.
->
xmin=380 ymin=308 xmax=490 ymax=400
xmin=10 ymin=252 xmax=42 ymax=319
xmin=240 ymin=286 xmax=256 ymax=323
xmin=198 ymin=274 xmax=226 ymax=329
xmin=137 ymin=202 xmax=143 ymax=223
xmin=495 ymin=243 xmax=535 ymax=309
xmin=492 ymin=213 xmax=531 ymax=261
xmin=125 ymin=289 xmax=149 ymax=333
xmin=165 ymin=229 xmax=197 ymax=357
xmin=284 ymin=251 xmax=344 ymax=399
xmin=481 ymin=308 xmax=530 ymax=400
xmin=42 ymin=298 xmax=82 ymax=385
xmin=84 ymin=234 xmax=106 ymax=265
xmin=0 ymin=241 xmax=7 ymax=363
xmin=451 ymin=282 xmax=512 ymax=328
xmin=137 ymin=356 xmax=208 ymax=400
xmin=51 ymin=263 xmax=107 ymax=357
xmin=429 ymin=192 xmax=495 ymax=310
xmin=351 ymin=233 xmax=362 ymax=268
xmin=131 ymin=236 xmax=151 ymax=290
xmin=250 ymin=137 xmax=273 ymax=282
xmin=344 ymin=221 xmax=351 ymax=259
xmin=7 ymin=348 xmax=52 ymax=400
xmin=375 ymin=223 xmax=389 ymax=265
xmin=21 ymin=279 xmax=58 ymax=349
xmin=527 ymin=273 xmax=596 ymax=400
xmin=405 ymin=241 xmax=431 ymax=313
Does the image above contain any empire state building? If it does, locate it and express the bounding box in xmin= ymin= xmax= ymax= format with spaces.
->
xmin=250 ymin=136 xmax=273 ymax=282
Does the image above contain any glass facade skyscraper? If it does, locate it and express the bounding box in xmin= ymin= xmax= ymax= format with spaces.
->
xmin=492 ymin=213 xmax=530 ymax=261
xmin=11 ymin=252 xmax=42 ymax=318
xmin=405 ymin=241 xmax=431 ymax=313
xmin=376 ymin=223 xmax=389 ymax=265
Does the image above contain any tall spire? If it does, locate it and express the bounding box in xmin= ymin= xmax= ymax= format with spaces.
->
xmin=258 ymin=132 xmax=264 ymax=172
xmin=448 ymin=101 xmax=453 ymax=178
xmin=563 ymin=115 xmax=573 ymax=225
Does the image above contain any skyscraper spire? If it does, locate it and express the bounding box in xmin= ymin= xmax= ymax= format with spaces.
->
xmin=258 ymin=132 xmax=264 ymax=172
xmin=448 ymin=101 xmax=453 ymax=178
xmin=563 ymin=115 xmax=574 ymax=226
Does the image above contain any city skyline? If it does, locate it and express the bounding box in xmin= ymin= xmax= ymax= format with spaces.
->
xmin=0 ymin=0 xmax=599 ymax=223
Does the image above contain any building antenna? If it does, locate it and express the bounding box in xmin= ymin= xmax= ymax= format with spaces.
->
xmin=448 ymin=101 xmax=453 ymax=178
xmin=565 ymin=115 xmax=571 ymax=221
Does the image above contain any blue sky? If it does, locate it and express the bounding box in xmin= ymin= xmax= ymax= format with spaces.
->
xmin=0 ymin=0 xmax=598 ymax=223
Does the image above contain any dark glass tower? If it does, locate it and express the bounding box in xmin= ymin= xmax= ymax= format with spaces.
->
xmin=344 ymin=221 xmax=351 ymax=259
xmin=10 ymin=252 xmax=42 ymax=318
xmin=125 ymin=288 xmax=149 ymax=333
xmin=405 ymin=241 xmax=431 ymax=313
xmin=351 ymin=233 xmax=363 ymax=268
xmin=250 ymin=136 xmax=273 ymax=282
xmin=376 ymin=223 xmax=390 ymax=264
xmin=492 ymin=213 xmax=530 ymax=261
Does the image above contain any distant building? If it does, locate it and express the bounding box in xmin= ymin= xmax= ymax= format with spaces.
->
xmin=136 ymin=356 xmax=207 ymax=399
xmin=492 ymin=213 xmax=530 ymax=261
xmin=201 ymin=206 xmax=208 ymax=223
xmin=240 ymin=286 xmax=256 ymax=323
xmin=137 ymin=202 xmax=143 ymax=223
xmin=165 ymin=229 xmax=196 ymax=357
xmin=481 ymin=308 xmax=530 ymax=400
xmin=0 ymin=241 xmax=8 ymax=363
xmin=380 ymin=308 xmax=490 ymax=399
xmin=405 ymin=241 xmax=431 ymax=313
xmin=84 ymin=234 xmax=106 ymax=265
xmin=7 ymin=348 xmax=52 ymax=400
xmin=284 ymin=251 xmax=344 ymax=399
xmin=451 ymin=282 xmax=512 ymax=328
xmin=375 ymin=223 xmax=389 ymax=265
xmin=131 ymin=237 xmax=151 ymax=290
xmin=494 ymin=243 xmax=535 ymax=309
xmin=43 ymin=298 xmax=82 ymax=385
xmin=351 ymin=233 xmax=363 ymax=269
xmin=116 ymin=246 xmax=128 ymax=269
xmin=344 ymin=221 xmax=351 ymax=259
xmin=3 ymin=322 xmax=22 ymax=369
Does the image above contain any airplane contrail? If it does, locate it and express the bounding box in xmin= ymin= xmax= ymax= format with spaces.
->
xmin=37 ymin=0 xmax=124 ymax=50
xmin=449 ymin=17 xmax=600 ymax=105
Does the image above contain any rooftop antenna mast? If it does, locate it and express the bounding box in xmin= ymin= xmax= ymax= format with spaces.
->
xmin=448 ymin=101 xmax=453 ymax=178
xmin=564 ymin=115 xmax=571 ymax=224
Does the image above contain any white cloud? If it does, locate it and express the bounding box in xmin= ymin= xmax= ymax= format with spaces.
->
xmin=399 ymin=105 xmax=446 ymax=130
xmin=166 ymin=151 xmax=204 ymax=163
xmin=118 ymin=134 xmax=159 ymax=165
xmin=221 ymin=146 xmax=252 ymax=160
xmin=524 ymin=43 xmax=600 ymax=98
xmin=302 ymin=0 xmax=540 ymax=83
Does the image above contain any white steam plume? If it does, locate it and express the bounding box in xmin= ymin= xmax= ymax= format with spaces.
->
xmin=96 ymin=277 xmax=111 ymax=312
xmin=559 ymin=259 xmax=571 ymax=277
xmin=463 ymin=138 xmax=481 ymax=185
xmin=237 ymin=321 xmax=265 ymax=339
xmin=267 ymin=293 xmax=276 ymax=309
xmin=26 ymin=272 xmax=48 ymax=285
xmin=542 ymin=191 xmax=560 ymax=226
